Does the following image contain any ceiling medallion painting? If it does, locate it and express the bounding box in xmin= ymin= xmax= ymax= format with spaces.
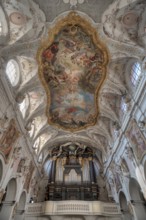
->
xmin=37 ymin=12 xmax=108 ymax=131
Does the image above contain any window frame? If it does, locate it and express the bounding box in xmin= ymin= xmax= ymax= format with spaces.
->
xmin=121 ymin=97 xmax=127 ymax=113
xmin=130 ymin=62 xmax=141 ymax=86
xmin=6 ymin=59 xmax=20 ymax=87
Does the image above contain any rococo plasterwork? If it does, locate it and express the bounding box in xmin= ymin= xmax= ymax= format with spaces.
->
xmin=37 ymin=12 xmax=108 ymax=131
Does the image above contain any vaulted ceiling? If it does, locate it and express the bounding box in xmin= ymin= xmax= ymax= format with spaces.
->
xmin=1 ymin=0 xmax=145 ymax=166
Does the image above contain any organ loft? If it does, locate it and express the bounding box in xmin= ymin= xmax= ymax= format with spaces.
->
xmin=45 ymin=143 xmax=102 ymax=201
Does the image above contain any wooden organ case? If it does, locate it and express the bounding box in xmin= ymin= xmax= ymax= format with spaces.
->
xmin=45 ymin=143 xmax=99 ymax=201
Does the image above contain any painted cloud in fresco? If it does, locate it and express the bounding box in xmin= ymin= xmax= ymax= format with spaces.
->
xmin=41 ymin=22 xmax=106 ymax=130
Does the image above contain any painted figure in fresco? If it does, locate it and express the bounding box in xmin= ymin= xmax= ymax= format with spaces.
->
xmin=126 ymin=120 xmax=146 ymax=160
xmin=43 ymin=42 xmax=59 ymax=64
xmin=24 ymin=162 xmax=34 ymax=192
xmin=0 ymin=116 xmax=9 ymax=134
xmin=0 ymin=119 xmax=19 ymax=160
xmin=17 ymin=158 xmax=26 ymax=173
xmin=41 ymin=23 xmax=106 ymax=130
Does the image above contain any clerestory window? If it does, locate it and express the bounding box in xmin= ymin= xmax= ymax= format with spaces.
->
xmin=6 ymin=60 xmax=20 ymax=86
xmin=131 ymin=62 xmax=141 ymax=86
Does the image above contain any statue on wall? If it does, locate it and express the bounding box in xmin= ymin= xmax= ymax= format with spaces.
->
xmin=0 ymin=119 xmax=19 ymax=161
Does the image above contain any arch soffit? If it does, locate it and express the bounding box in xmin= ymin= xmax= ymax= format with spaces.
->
xmin=128 ymin=177 xmax=143 ymax=200
xmin=4 ymin=178 xmax=17 ymax=201
xmin=40 ymin=135 xmax=103 ymax=154
xmin=40 ymin=136 xmax=103 ymax=165
xmin=118 ymin=190 xmax=129 ymax=205
xmin=142 ymin=154 xmax=146 ymax=180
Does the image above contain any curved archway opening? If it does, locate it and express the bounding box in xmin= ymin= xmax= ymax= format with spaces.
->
xmin=14 ymin=191 xmax=26 ymax=220
xmin=129 ymin=178 xmax=146 ymax=220
xmin=0 ymin=178 xmax=17 ymax=220
xmin=119 ymin=191 xmax=133 ymax=220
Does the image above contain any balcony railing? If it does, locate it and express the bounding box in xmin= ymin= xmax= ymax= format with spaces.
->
xmin=26 ymin=200 xmax=121 ymax=217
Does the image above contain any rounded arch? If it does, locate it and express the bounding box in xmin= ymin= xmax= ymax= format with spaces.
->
xmin=5 ymin=178 xmax=17 ymax=202
xmin=41 ymin=135 xmax=102 ymax=163
xmin=119 ymin=191 xmax=133 ymax=220
xmin=125 ymin=58 xmax=142 ymax=93
xmin=0 ymin=178 xmax=17 ymax=220
xmin=6 ymin=59 xmax=20 ymax=87
xmin=129 ymin=178 xmax=144 ymax=201
xmin=14 ymin=191 xmax=26 ymax=220
xmin=129 ymin=178 xmax=146 ymax=220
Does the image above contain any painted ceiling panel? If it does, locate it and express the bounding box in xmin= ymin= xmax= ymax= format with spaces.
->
xmin=38 ymin=12 xmax=108 ymax=131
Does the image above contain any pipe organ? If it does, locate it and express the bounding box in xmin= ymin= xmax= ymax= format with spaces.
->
xmin=44 ymin=143 xmax=100 ymax=201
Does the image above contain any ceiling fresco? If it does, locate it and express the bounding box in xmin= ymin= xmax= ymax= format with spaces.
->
xmin=38 ymin=12 xmax=108 ymax=131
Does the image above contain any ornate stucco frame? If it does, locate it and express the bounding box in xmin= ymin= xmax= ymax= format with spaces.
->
xmin=37 ymin=12 xmax=109 ymax=132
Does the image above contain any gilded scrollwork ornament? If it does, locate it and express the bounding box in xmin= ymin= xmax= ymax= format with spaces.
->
xmin=37 ymin=12 xmax=108 ymax=131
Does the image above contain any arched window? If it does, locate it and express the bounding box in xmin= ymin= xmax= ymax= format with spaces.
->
xmin=131 ymin=62 xmax=141 ymax=86
xmin=121 ymin=98 xmax=127 ymax=113
xmin=6 ymin=60 xmax=20 ymax=86
xmin=113 ymin=129 xmax=119 ymax=138
xmin=19 ymin=95 xmax=29 ymax=118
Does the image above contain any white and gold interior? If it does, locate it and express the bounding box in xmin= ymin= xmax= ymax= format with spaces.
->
xmin=0 ymin=0 xmax=146 ymax=220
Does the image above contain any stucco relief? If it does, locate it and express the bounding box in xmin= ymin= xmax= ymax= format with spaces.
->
xmin=102 ymin=0 xmax=146 ymax=48
xmin=3 ymin=0 xmax=46 ymax=44
xmin=38 ymin=12 xmax=108 ymax=131
xmin=62 ymin=0 xmax=85 ymax=8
